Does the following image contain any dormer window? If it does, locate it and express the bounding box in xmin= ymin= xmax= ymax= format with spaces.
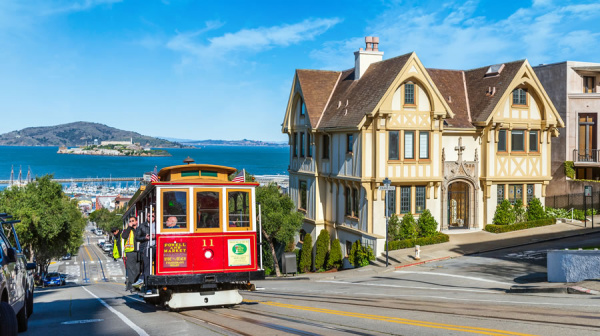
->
xmin=485 ymin=63 xmax=505 ymax=77
xmin=584 ymin=76 xmax=596 ymax=93
xmin=404 ymin=83 xmax=415 ymax=105
xmin=512 ymin=88 xmax=527 ymax=106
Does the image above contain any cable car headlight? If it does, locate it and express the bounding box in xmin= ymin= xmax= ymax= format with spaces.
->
xmin=204 ymin=249 xmax=214 ymax=259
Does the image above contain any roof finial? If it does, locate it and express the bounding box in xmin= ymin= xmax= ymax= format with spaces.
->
xmin=183 ymin=156 xmax=195 ymax=165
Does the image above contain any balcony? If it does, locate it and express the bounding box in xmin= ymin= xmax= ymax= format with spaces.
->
xmin=573 ymin=149 xmax=600 ymax=165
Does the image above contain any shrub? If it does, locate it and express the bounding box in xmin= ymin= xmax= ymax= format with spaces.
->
xmin=399 ymin=213 xmax=418 ymax=240
xmin=545 ymin=207 xmax=569 ymax=218
xmin=513 ymin=199 xmax=526 ymax=223
xmin=484 ymin=218 xmax=556 ymax=233
xmin=526 ymin=197 xmax=546 ymax=221
xmin=348 ymin=240 xmax=375 ymax=267
xmin=564 ymin=161 xmax=575 ymax=179
xmin=387 ymin=233 xmax=449 ymax=251
xmin=298 ymin=233 xmax=313 ymax=273
xmin=327 ymin=239 xmax=343 ymax=270
xmin=388 ymin=213 xmax=400 ymax=241
xmin=572 ymin=208 xmax=597 ymax=221
xmin=417 ymin=209 xmax=438 ymax=237
xmin=493 ymin=199 xmax=515 ymax=225
xmin=314 ymin=229 xmax=330 ymax=271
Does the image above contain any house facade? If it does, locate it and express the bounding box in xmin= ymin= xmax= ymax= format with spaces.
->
xmin=534 ymin=62 xmax=600 ymax=196
xmin=282 ymin=37 xmax=564 ymax=256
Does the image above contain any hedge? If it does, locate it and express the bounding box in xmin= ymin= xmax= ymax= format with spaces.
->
xmin=386 ymin=232 xmax=449 ymax=251
xmin=484 ymin=218 xmax=556 ymax=233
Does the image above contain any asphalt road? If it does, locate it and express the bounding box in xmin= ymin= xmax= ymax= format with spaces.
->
xmin=20 ymin=231 xmax=600 ymax=335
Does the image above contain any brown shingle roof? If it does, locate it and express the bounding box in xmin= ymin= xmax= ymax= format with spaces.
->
xmin=427 ymin=69 xmax=472 ymax=128
xmin=296 ymin=70 xmax=341 ymax=126
xmin=318 ymin=53 xmax=413 ymax=129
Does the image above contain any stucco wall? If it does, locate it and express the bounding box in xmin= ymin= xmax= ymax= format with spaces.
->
xmin=548 ymin=250 xmax=600 ymax=282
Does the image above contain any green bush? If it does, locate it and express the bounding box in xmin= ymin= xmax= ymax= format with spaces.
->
xmin=315 ymin=229 xmax=330 ymax=271
xmin=545 ymin=207 xmax=570 ymax=218
xmin=327 ymin=239 xmax=343 ymax=270
xmin=387 ymin=233 xmax=450 ymax=251
xmin=399 ymin=213 xmax=417 ymax=240
xmin=526 ymin=197 xmax=546 ymax=221
xmin=388 ymin=213 xmax=400 ymax=241
xmin=572 ymin=208 xmax=597 ymax=221
xmin=417 ymin=209 xmax=438 ymax=237
xmin=298 ymin=233 xmax=313 ymax=273
xmin=493 ymin=199 xmax=516 ymax=225
xmin=484 ymin=218 xmax=556 ymax=233
xmin=348 ymin=240 xmax=375 ymax=267
xmin=564 ymin=161 xmax=575 ymax=179
xmin=513 ymin=199 xmax=526 ymax=223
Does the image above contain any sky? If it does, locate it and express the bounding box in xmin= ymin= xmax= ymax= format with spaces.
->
xmin=0 ymin=0 xmax=599 ymax=142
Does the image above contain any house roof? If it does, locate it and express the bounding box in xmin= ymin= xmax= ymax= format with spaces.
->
xmin=318 ymin=53 xmax=412 ymax=129
xmin=427 ymin=69 xmax=472 ymax=128
xmin=296 ymin=70 xmax=341 ymax=126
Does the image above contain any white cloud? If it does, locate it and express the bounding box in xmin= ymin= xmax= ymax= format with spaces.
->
xmin=42 ymin=0 xmax=123 ymax=15
xmin=167 ymin=18 xmax=341 ymax=61
xmin=310 ymin=1 xmax=600 ymax=70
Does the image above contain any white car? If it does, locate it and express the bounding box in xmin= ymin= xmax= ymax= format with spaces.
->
xmin=102 ymin=243 xmax=113 ymax=252
xmin=95 ymin=229 xmax=103 ymax=236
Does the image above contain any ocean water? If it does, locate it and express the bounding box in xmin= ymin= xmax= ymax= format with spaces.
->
xmin=1 ymin=146 xmax=289 ymax=181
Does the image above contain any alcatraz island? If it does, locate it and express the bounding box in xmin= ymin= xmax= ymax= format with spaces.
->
xmin=58 ymin=139 xmax=171 ymax=157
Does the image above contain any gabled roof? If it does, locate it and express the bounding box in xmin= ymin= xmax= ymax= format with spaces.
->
xmin=427 ymin=69 xmax=472 ymax=128
xmin=296 ymin=70 xmax=341 ymax=126
xmin=318 ymin=53 xmax=412 ymax=129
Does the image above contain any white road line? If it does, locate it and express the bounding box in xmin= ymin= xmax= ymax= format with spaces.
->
xmin=317 ymin=280 xmax=498 ymax=293
xmin=394 ymin=271 xmax=514 ymax=286
xmin=82 ymin=287 xmax=149 ymax=336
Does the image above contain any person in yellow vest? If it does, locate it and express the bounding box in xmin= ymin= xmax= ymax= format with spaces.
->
xmin=122 ymin=216 xmax=140 ymax=291
xmin=110 ymin=227 xmax=122 ymax=261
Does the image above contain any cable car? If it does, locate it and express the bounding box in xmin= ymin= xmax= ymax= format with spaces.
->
xmin=123 ymin=160 xmax=264 ymax=309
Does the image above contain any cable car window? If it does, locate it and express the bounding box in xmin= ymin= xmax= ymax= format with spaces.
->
xmin=196 ymin=191 xmax=220 ymax=229
xmin=162 ymin=190 xmax=188 ymax=229
xmin=228 ymin=190 xmax=250 ymax=228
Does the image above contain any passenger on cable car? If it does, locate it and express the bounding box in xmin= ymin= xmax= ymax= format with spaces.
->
xmin=165 ymin=216 xmax=180 ymax=228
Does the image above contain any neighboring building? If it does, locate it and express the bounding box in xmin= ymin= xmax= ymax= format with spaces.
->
xmin=100 ymin=138 xmax=133 ymax=146
xmin=534 ymin=62 xmax=600 ymax=196
xmin=282 ymin=37 xmax=564 ymax=256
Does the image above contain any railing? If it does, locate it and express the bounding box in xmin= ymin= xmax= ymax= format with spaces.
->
xmin=573 ymin=149 xmax=600 ymax=163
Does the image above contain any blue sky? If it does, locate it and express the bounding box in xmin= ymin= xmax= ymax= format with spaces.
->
xmin=0 ymin=0 xmax=599 ymax=142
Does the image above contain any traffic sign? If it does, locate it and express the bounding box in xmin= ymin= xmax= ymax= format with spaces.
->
xmin=378 ymin=186 xmax=395 ymax=191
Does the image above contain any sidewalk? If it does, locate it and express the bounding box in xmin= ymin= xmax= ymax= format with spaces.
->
xmin=273 ymin=219 xmax=600 ymax=294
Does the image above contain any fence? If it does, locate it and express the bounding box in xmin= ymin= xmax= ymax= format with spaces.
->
xmin=545 ymin=191 xmax=599 ymax=211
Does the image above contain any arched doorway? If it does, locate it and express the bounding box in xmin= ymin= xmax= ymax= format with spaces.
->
xmin=448 ymin=182 xmax=469 ymax=228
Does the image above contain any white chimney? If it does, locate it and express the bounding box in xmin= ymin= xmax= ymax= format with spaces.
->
xmin=354 ymin=36 xmax=383 ymax=80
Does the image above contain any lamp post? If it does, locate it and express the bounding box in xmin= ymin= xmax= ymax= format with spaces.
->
xmin=382 ymin=177 xmax=391 ymax=267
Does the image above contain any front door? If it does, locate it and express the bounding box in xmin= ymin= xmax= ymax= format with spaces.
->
xmin=448 ymin=182 xmax=469 ymax=228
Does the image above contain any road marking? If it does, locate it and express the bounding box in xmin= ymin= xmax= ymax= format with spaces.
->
xmin=82 ymin=287 xmax=149 ymax=336
xmin=394 ymin=271 xmax=514 ymax=286
xmin=317 ymin=280 xmax=498 ymax=293
xmin=258 ymin=300 xmax=536 ymax=336
xmin=62 ymin=319 xmax=104 ymax=325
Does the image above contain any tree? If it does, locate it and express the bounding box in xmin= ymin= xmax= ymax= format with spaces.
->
xmin=0 ymin=175 xmax=86 ymax=274
xmin=315 ymin=229 xmax=330 ymax=271
xmin=326 ymin=239 xmax=343 ymax=270
xmin=348 ymin=240 xmax=375 ymax=267
xmin=399 ymin=213 xmax=417 ymax=240
xmin=256 ymin=183 xmax=304 ymax=277
xmin=388 ymin=213 xmax=400 ymax=241
xmin=298 ymin=233 xmax=313 ymax=273
xmin=493 ymin=199 xmax=515 ymax=225
xmin=417 ymin=209 xmax=438 ymax=237
xmin=89 ymin=207 xmax=125 ymax=233
xmin=527 ymin=197 xmax=546 ymax=221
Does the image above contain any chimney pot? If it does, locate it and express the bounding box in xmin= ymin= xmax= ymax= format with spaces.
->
xmin=365 ymin=36 xmax=373 ymax=43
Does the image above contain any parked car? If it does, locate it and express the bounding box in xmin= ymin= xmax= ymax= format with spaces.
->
xmin=0 ymin=213 xmax=35 ymax=334
xmin=102 ymin=243 xmax=113 ymax=253
xmin=98 ymin=239 xmax=106 ymax=248
xmin=60 ymin=274 xmax=67 ymax=286
xmin=42 ymin=273 xmax=63 ymax=287
xmin=62 ymin=253 xmax=71 ymax=260
xmin=96 ymin=229 xmax=103 ymax=236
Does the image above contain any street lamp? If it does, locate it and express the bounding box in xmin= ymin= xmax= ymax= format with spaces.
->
xmin=382 ymin=177 xmax=391 ymax=267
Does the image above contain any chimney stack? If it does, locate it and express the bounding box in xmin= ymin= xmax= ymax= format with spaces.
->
xmin=354 ymin=36 xmax=383 ymax=80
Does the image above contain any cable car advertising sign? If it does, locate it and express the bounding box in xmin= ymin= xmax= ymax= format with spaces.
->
xmin=163 ymin=242 xmax=188 ymax=268
xmin=228 ymin=239 xmax=251 ymax=266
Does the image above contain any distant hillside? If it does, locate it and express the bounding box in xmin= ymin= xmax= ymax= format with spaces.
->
xmin=181 ymin=139 xmax=287 ymax=147
xmin=0 ymin=122 xmax=183 ymax=148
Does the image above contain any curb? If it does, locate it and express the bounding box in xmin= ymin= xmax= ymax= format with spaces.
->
xmin=394 ymin=256 xmax=453 ymax=269
xmin=568 ymin=286 xmax=600 ymax=295
xmin=262 ymin=276 xmax=310 ymax=281
xmin=507 ymin=286 xmax=567 ymax=294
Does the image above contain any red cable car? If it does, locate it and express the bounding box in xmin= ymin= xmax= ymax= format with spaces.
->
xmin=123 ymin=161 xmax=264 ymax=309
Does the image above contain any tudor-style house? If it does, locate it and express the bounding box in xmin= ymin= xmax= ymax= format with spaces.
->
xmin=282 ymin=37 xmax=564 ymax=256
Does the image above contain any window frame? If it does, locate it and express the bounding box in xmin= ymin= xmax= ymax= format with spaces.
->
xmin=404 ymin=82 xmax=416 ymax=106
xmin=419 ymin=131 xmax=429 ymax=159
xmin=529 ymin=130 xmax=539 ymax=153
xmin=497 ymin=184 xmax=505 ymax=206
xmin=527 ymin=184 xmax=534 ymax=204
xmin=322 ymin=134 xmax=330 ymax=159
xmin=194 ymin=188 xmax=222 ymax=233
xmin=415 ymin=186 xmax=426 ymax=214
xmin=498 ymin=130 xmax=507 ymax=153
xmin=292 ymin=132 xmax=297 ymax=157
xmin=508 ymin=184 xmax=524 ymax=205
xmin=352 ymin=187 xmax=359 ymax=218
xmin=404 ymin=131 xmax=415 ymax=160
xmin=160 ymin=188 xmax=190 ymax=233
xmin=226 ymin=189 xmax=253 ymax=231
xmin=347 ymin=133 xmax=354 ymax=154
xmin=299 ymin=132 xmax=305 ymax=158
xmin=584 ymin=76 xmax=596 ymax=93
xmin=307 ymin=133 xmax=312 ymax=157
xmin=388 ymin=131 xmax=399 ymax=160
xmin=512 ymin=88 xmax=528 ymax=106
xmin=300 ymin=99 xmax=306 ymax=116
xmin=345 ymin=187 xmax=352 ymax=216
xmin=299 ymin=180 xmax=308 ymax=211
xmin=511 ymin=130 xmax=525 ymax=152
xmin=400 ymin=186 xmax=411 ymax=214
xmin=386 ymin=188 xmax=396 ymax=216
